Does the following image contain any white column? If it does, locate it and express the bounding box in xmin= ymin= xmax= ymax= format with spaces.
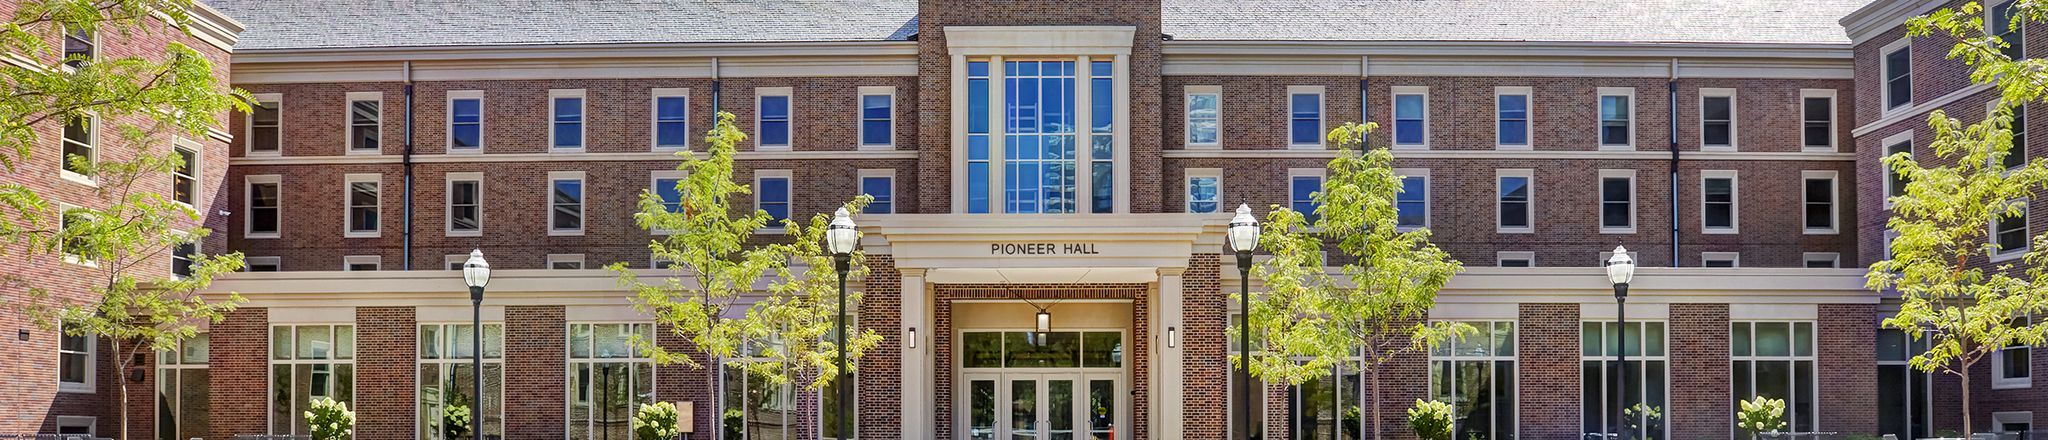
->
xmin=1156 ymin=267 xmax=1186 ymax=440
xmin=987 ymin=56 xmax=1006 ymax=213
xmin=1112 ymin=54 xmax=1131 ymax=214
xmin=1074 ymin=55 xmax=1093 ymax=213
xmin=950 ymin=54 xmax=968 ymax=213
xmin=900 ymin=268 xmax=932 ymax=440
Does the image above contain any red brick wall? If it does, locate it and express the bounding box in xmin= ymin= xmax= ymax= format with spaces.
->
xmin=1182 ymin=254 xmax=1228 ymax=439
xmin=504 ymin=305 xmax=566 ymax=440
xmin=1669 ymin=304 xmax=1731 ymax=439
xmin=355 ymin=307 xmax=418 ymax=440
xmin=208 ymin=307 xmax=270 ymax=440
xmin=653 ymin=324 xmax=717 ymax=436
xmin=1819 ymin=304 xmax=1880 ymax=435
xmin=856 ymin=255 xmax=902 ymax=439
xmin=1518 ymin=303 xmax=1582 ymax=440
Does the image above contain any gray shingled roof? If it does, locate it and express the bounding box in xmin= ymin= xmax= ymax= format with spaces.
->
xmin=204 ymin=0 xmax=1871 ymax=51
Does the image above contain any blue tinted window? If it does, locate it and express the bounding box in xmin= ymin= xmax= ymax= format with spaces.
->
xmin=758 ymin=177 xmax=789 ymax=223
xmin=1394 ymin=94 xmax=1426 ymax=146
xmin=1187 ymin=176 xmax=1219 ymax=213
xmin=1397 ymin=176 xmax=1427 ymax=227
xmin=1292 ymin=175 xmax=1322 ymax=222
xmin=451 ymin=98 xmax=481 ymax=149
xmin=861 ymin=176 xmax=893 ymax=214
xmin=655 ymin=178 xmax=683 ymax=213
xmin=552 ymin=97 xmax=582 ymax=149
xmin=1600 ymin=94 xmax=1631 ymax=146
xmin=1290 ymin=93 xmax=1321 ymax=145
xmin=1498 ymin=94 xmax=1529 ymax=146
xmin=861 ymin=94 xmax=892 ymax=146
xmin=655 ymin=96 xmax=688 ymax=149
xmin=760 ymin=95 xmax=790 ymax=146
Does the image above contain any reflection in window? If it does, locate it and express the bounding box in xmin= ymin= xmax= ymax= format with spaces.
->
xmin=419 ymin=324 xmax=504 ymax=440
xmin=158 ymin=335 xmax=209 ymax=440
xmin=1003 ymin=60 xmax=1078 ymax=214
xmin=1878 ymin=329 xmax=1933 ymax=440
xmin=569 ymin=323 xmax=654 ymax=440
xmin=1581 ymin=321 xmax=1665 ymax=440
xmin=1432 ymin=321 xmax=1516 ymax=440
xmin=1731 ymin=322 xmax=1816 ymax=433
xmin=270 ymin=325 xmax=356 ymax=436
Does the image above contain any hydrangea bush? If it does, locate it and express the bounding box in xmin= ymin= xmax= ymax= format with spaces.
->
xmin=634 ymin=401 xmax=683 ymax=440
xmin=305 ymin=398 xmax=355 ymax=440
xmin=1406 ymin=399 xmax=1454 ymax=440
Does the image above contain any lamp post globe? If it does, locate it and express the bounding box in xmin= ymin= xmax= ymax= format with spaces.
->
xmin=826 ymin=208 xmax=857 ymax=440
xmin=1227 ymin=203 xmax=1259 ymax=439
xmin=459 ymin=249 xmax=488 ymax=440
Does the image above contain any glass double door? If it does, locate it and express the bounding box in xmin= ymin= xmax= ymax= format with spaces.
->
xmin=963 ymin=372 xmax=1121 ymax=440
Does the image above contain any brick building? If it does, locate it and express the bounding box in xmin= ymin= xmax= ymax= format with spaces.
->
xmin=10 ymin=0 xmax=2043 ymax=439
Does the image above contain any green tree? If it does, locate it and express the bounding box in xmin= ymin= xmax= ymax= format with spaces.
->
xmin=1237 ymin=122 xmax=1470 ymax=440
xmin=1875 ymin=1 xmax=2048 ymax=435
xmin=609 ymin=111 xmax=879 ymax=408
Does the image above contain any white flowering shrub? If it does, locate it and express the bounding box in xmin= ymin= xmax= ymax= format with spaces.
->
xmin=633 ymin=401 xmax=683 ymax=440
xmin=305 ymin=397 xmax=355 ymax=440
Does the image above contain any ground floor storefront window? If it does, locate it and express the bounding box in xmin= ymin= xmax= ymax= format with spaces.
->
xmin=1581 ymin=321 xmax=1666 ymax=440
xmin=1731 ymin=321 xmax=1816 ymax=433
xmin=420 ymin=323 xmax=504 ymax=440
xmin=1431 ymin=321 xmax=1516 ymax=440
xmin=1287 ymin=365 xmax=1359 ymax=440
xmin=569 ymin=323 xmax=653 ymax=440
xmin=1878 ymin=329 xmax=1933 ymax=440
xmin=158 ymin=335 xmax=209 ymax=440
xmin=271 ymin=324 xmax=355 ymax=436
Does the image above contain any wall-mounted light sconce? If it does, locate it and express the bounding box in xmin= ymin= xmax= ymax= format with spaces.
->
xmin=907 ymin=327 xmax=918 ymax=349
xmin=1167 ymin=326 xmax=1180 ymax=348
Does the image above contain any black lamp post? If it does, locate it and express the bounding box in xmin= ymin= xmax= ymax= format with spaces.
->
xmin=1227 ymin=204 xmax=1261 ymax=440
xmin=1605 ymin=246 xmax=1636 ymax=440
xmin=461 ymin=249 xmax=491 ymax=440
xmin=825 ymin=208 xmax=860 ymax=440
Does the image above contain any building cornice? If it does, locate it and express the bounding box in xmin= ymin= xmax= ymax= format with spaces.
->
xmin=227 ymin=149 xmax=919 ymax=166
xmin=1161 ymin=40 xmax=1852 ymax=60
xmin=1840 ymin=0 xmax=1943 ymax=45
xmin=1162 ymin=149 xmax=1859 ymax=162
xmin=183 ymin=2 xmax=244 ymax=52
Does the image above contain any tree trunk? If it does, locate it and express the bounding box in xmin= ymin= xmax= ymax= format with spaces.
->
xmin=1369 ymin=367 xmax=1382 ymax=440
xmin=1961 ymin=369 xmax=1974 ymax=437
xmin=114 ymin=338 xmax=128 ymax=440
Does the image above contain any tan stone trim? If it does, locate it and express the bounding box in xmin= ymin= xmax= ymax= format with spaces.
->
xmin=943 ymin=26 xmax=1137 ymax=56
xmin=182 ymin=2 xmax=244 ymax=52
xmin=227 ymin=149 xmax=919 ymax=166
xmin=1163 ymin=40 xmax=1850 ymax=59
xmin=1161 ymin=148 xmax=1858 ymax=161
xmin=1165 ymin=54 xmax=1851 ymax=79
xmin=1852 ymin=82 xmax=1997 ymax=137
xmin=233 ymin=41 xmax=918 ymax=63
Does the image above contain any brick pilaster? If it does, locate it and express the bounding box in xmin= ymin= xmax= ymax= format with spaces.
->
xmin=857 ymin=254 xmax=901 ymax=439
xmin=209 ymin=307 xmax=269 ymax=440
xmin=1819 ymin=303 xmax=1878 ymax=435
xmin=354 ymin=306 xmax=417 ymax=440
xmin=653 ymin=324 xmax=716 ymax=437
xmin=505 ymin=305 xmax=566 ymax=440
xmin=1519 ymin=303 xmax=1581 ymax=440
xmin=1669 ymin=303 xmax=1730 ymax=439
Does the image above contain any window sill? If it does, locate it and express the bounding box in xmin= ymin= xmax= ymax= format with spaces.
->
xmin=652 ymin=146 xmax=688 ymax=153
xmin=1995 ymin=377 xmax=2033 ymax=390
xmin=1494 ymin=144 xmax=1532 ymax=151
xmin=1497 ymin=227 xmax=1534 ymax=234
xmin=1185 ymin=143 xmax=1222 ymax=150
xmin=1883 ymin=104 xmax=1915 ymax=119
xmin=344 ymin=231 xmax=381 ymax=239
xmin=755 ymin=227 xmax=787 ymax=235
xmin=549 ymin=229 xmax=585 ymax=237
xmin=1992 ymin=249 xmax=2029 ymax=263
xmin=245 ymin=232 xmax=280 ymax=240
xmin=446 ymin=230 xmax=482 ymax=238
xmin=756 ymin=145 xmax=793 ymax=152
xmin=1391 ymin=144 xmax=1429 ymax=151
xmin=447 ymin=148 xmax=484 ymax=155
xmin=345 ymin=149 xmax=380 ymax=156
xmin=1598 ymin=145 xmax=1635 ymax=152
xmin=1701 ymin=145 xmax=1737 ymax=152
xmin=59 ymin=171 xmax=95 ymax=187
xmin=57 ymin=382 xmax=94 ymax=394
xmin=550 ymin=148 xmax=586 ymax=154
xmin=62 ymin=255 xmax=97 ymax=268
xmin=1704 ymin=228 xmax=1739 ymax=235
xmin=857 ymin=144 xmax=896 ymax=151
xmin=245 ymin=150 xmax=283 ymax=158
xmin=1286 ymin=144 xmax=1324 ymax=150
xmin=1600 ymin=227 xmax=1636 ymax=235
xmin=1801 ymin=146 xmax=1838 ymax=153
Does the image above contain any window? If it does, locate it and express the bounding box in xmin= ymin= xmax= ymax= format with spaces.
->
xmin=1392 ymin=86 xmax=1429 ymax=148
xmin=1288 ymin=86 xmax=1325 ymax=148
xmin=58 ymin=322 xmax=93 ymax=393
xmin=1879 ymin=329 xmax=1935 ymax=440
xmin=1883 ymin=133 xmax=1914 ymax=206
xmin=966 ymin=61 xmax=991 ymax=214
xmin=1186 ymin=168 xmax=1221 ymax=214
xmin=55 ymin=417 xmax=93 ymax=436
xmin=822 ymin=314 xmax=859 ymax=440
xmin=1432 ymin=321 xmax=1516 ymax=440
xmin=344 ymin=174 xmax=381 ymax=237
xmin=1285 ymin=356 xmax=1360 ymax=439
xmin=1803 ymin=171 xmax=1839 ymax=234
xmin=245 ymin=173 xmax=283 ymax=237
xmin=1582 ymin=321 xmax=1667 ymax=440
xmin=246 ymin=256 xmax=280 ymax=272
xmin=1700 ymin=88 xmax=1736 ymax=150
xmin=1396 ymin=169 xmax=1429 ymax=229
xmin=1803 ymin=253 xmax=1841 ymax=268
xmin=961 ymin=58 xmax=1117 ymax=214
xmin=247 ymin=94 xmax=282 ymax=155
xmin=448 ymin=91 xmax=483 ymax=152
xmin=859 ymin=86 xmax=894 ymax=148
xmin=859 ymin=169 xmax=895 ymax=214
xmin=1497 ymin=87 xmax=1531 ymax=149
xmin=172 ymin=241 xmax=196 ymax=278
xmin=271 ymin=324 xmax=354 ymax=435
xmin=61 ymin=25 xmax=93 ymax=69
xmin=1291 ymin=169 xmax=1324 ymax=224
xmin=442 ymin=254 xmax=466 ymax=271
xmin=652 ymin=88 xmax=689 ymax=151
xmin=726 ymin=335 xmax=799 ymax=440
xmin=1497 ymin=169 xmax=1533 ymax=233
xmin=1600 ymin=170 xmax=1636 ymax=233
xmin=757 ymin=88 xmax=792 ymax=150
xmin=172 ymin=144 xmax=197 ymax=205
xmin=346 ymin=92 xmax=381 ymax=154
xmin=757 ymin=170 xmax=791 ymax=229
xmin=59 ymin=206 xmax=94 ymax=265
xmin=157 ymin=335 xmax=210 ymax=440
xmin=550 ymin=172 xmax=585 ymax=236
xmin=548 ymin=254 xmax=585 ymax=270
xmin=447 ymin=173 xmax=481 ymax=237
xmin=1995 ymin=316 xmax=2034 ymax=389
xmin=1731 ymin=322 xmax=1818 ymax=432
xmin=1185 ymin=86 xmax=1221 ymax=148
xmin=1994 ymin=0 xmax=2025 ymax=60
xmin=1801 ymin=90 xmax=1837 ymax=151
xmin=61 ymin=115 xmax=94 ymax=180
xmin=551 ymin=90 xmax=585 ymax=152
xmin=1993 ymin=200 xmax=2029 ymax=260
xmin=419 ymin=323 xmax=504 ymax=440
xmin=1996 ymin=412 xmax=2035 ymax=434
xmin=1701 ymin=170 xmax=1738 ymax=234
xmin=568 ymin=323 xmax=655 ymax=440
xmin=1498 ymin=251 xmax=1534 ymax=267
xmin=1226 ymin=315 xmax=1267 ymax=440
xmin=650 ymin=170 xmax=685 ymax=216
xmin=1599 ymin=88 xmax=1635 ymax=149
xmin=2008 ymin=105 xmax=2030 ymax=170
xmin=1000 ymin=60 xmax=1082 ymax=214
xmin=343 ymin=256 xmax=380 ymax=271
xmin=1884 ymin=39 xmax=1913 ymax=110
xmin=1703 ymin=252 xmax=1739 ymax=268
xmin=1087 ymin=60 xmax=1115 ymax=214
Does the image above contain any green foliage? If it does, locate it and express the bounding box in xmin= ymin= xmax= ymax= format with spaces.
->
xmin=609 ymin=111 xmax=878 ymax=391
xmin=1736 ymin=396 xmax=1787 ymax=438
xmin=441 ymin=404 xmax=470 ymax=440
xmin=633 ymin=401 xmax=683 ymax=440
xmin=1626 ymin=404 xmax=1663 ymax=440
xmin=304 ymin=397 xmax=355 ymax=440
xmin=1884 ymin=1 xmax=2048 ymax=435
xmin=1405 ymin=399 xmax=1454 ymax=440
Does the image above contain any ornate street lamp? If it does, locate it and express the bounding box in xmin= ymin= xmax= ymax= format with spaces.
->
xmin=1227 ymin=204 xmax=1261 ymax=440
xmin=825 ymin=208 xmax=860 ymax=440
xmin=1606 ymin=246 xmax=1636 ymax=440
xmin=460 ymin=249 xmax=491 ymax=440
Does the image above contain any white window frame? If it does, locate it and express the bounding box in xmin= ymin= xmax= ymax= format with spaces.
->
xmin=59 ymin=113 xmax=96 ymax=185
xmin=343 ymin=173 xmax=382 ymax=238
xmin=1991 ymin=0 xmax=2027 ymax=60
xmin=857 ymin=86 xmax=896 ymax=150
xmin=172 ymin=139 xmax=200 ymax=207
xmin=1390 ymin=86 xmax=1430 ymax=149
xmin=57 ymin=321 xmax=94 ymax=393
xmin=1994 ymin=411 xmax=2035 ymax=431
xmin=170 ymin=233 xmax=196 ymax=279
xmin=1882 ymin=131 xmax=1915 ymax=209
xmin=1495 ymin=86 xmax=1533 ymax=150
xmin=756 ymin=169 xmax=793 ymax=233
xmin=245 ymin=175 xmax=282 ymax=239
xmin=417 ymin=323 xmax=506 ymax=440
xmin=1800 ymin=89 xmax=1838 ymax=152
xmin=1995 ymin=317 xmax=2035 ymax=389
xmin=1882 ymin=37 xmax=1914 ymax=114
xmin=549 ymin=171 xmax=586 ymax=236
xmin=57 ymin=204 xmax=94 ymax=267
xmin=1185 ymin=167 xmax=1223 ymax=214
xmin=54 ymin=416 xmax=94 ymax=435
xmin=547 ymin=254 xmax=586 ymax=270
xmin=1803 ymin=252 xmax=1841 ymax=268
xmin=1699 ymin=88 xmax=1738 ymax=151
xmin=1599 ymin=169 xmax=1637 ymax=234
xmin=246 ymin=93 xmax=283 ymax=156
xmin=1497 ymin=251 xmax=1535 ymax=267
xmin=1702 ymin=251 xmax=1741 ymax=268
xmin=1701 ymin=170 xmax=1739 ymax=234
xmin=1990 ymin=199 xmax=2031 ymax=263
xmin=446 ymin=90 xmax=484 ymax=153
xmin=268 ymin=324 xmax=356 ymax=436
xmin=1184 ymin=85 xmax=1222 ymax=149
xmin=343 ymin=255 xmax=381 ymax=271
xmin=1598 ymin=87 xmax=1637 ymax=151
xmin=549 ymin=89 xmax=587 ymax=153
xmin=857 ymin=168 xmax=896 ymax=214
xmin=245 ymin=256 xmax=281 ymax=272
xmin=1289 ymin=168 xmax=1327 ymax=221
xmin=648 ymin=170 xmax=687 ymax=236
xmin=441 ymin=254 xmax=466 ymax=271
xmin=756 ymin=87 xmax=794 ymax=151
xmin=1803 ymin=170 xmax=1840 ymax=235
xmin=1287 ymin=85 xmax=1326 ymax=150
xmin=1496 ymin=168 xmax=1534 ymax=234
xmin=446 ymin=172 xmax=483 ymax=237
xmin=344 ymin=91 xmax=382 ymax=155
xmin=58 ymin=24 xmax=94 ymax=72
xmin=650 ymin=88 xmax=690 ymax=152
xmin=1394 ymin=168 xmax=1430 ymax=230
xmin=1886 ymin=229 xmax=1903 ymax=260
xmin=565 ymin=322 xmax=658 ymax=440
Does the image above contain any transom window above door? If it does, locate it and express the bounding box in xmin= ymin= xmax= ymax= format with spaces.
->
xmin=958 ymin=55 xmax=1125 ymax=215
xmin=960 ymin=331 xmax=1123 ymax=369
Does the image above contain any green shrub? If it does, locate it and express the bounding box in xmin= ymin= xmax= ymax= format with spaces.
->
xmin=1407 ymin=399 xmax=1455 ymax=440
xmin=305 ymin=398 xmax=355 ymax=440
xmin=442 ymin=404 xmax=471 ymax=440
xmin=1736 ymin=396 xmax=1787 ymax=439
xmin=634 ymin=401 xmax=683 ymax=440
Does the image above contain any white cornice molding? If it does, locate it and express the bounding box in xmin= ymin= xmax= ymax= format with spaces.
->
xmin=233 ymin=55 xmax=919 ymax=84
xmin=1851 ymin=82 xmax=1998 ymax=137
xmin=1163 ymin=54 xmax=1851 ymax=79
xmin=182 ymin=2 xmax=243 ymax=52
xmin=1162 ymin=149 xmax=1858 ymax=162
xmin=231 ymin=41 xmax=918 ymax=64
xmin=227 ymin=149 xmax=919 ymax=166
xmin=944 ymin=26 xmax=1138 ymax=56
xmin=1161 ymin=40 xmax=1852 ymax=59
xmin=1841 ymin=0 xmax=1944 ymax=45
